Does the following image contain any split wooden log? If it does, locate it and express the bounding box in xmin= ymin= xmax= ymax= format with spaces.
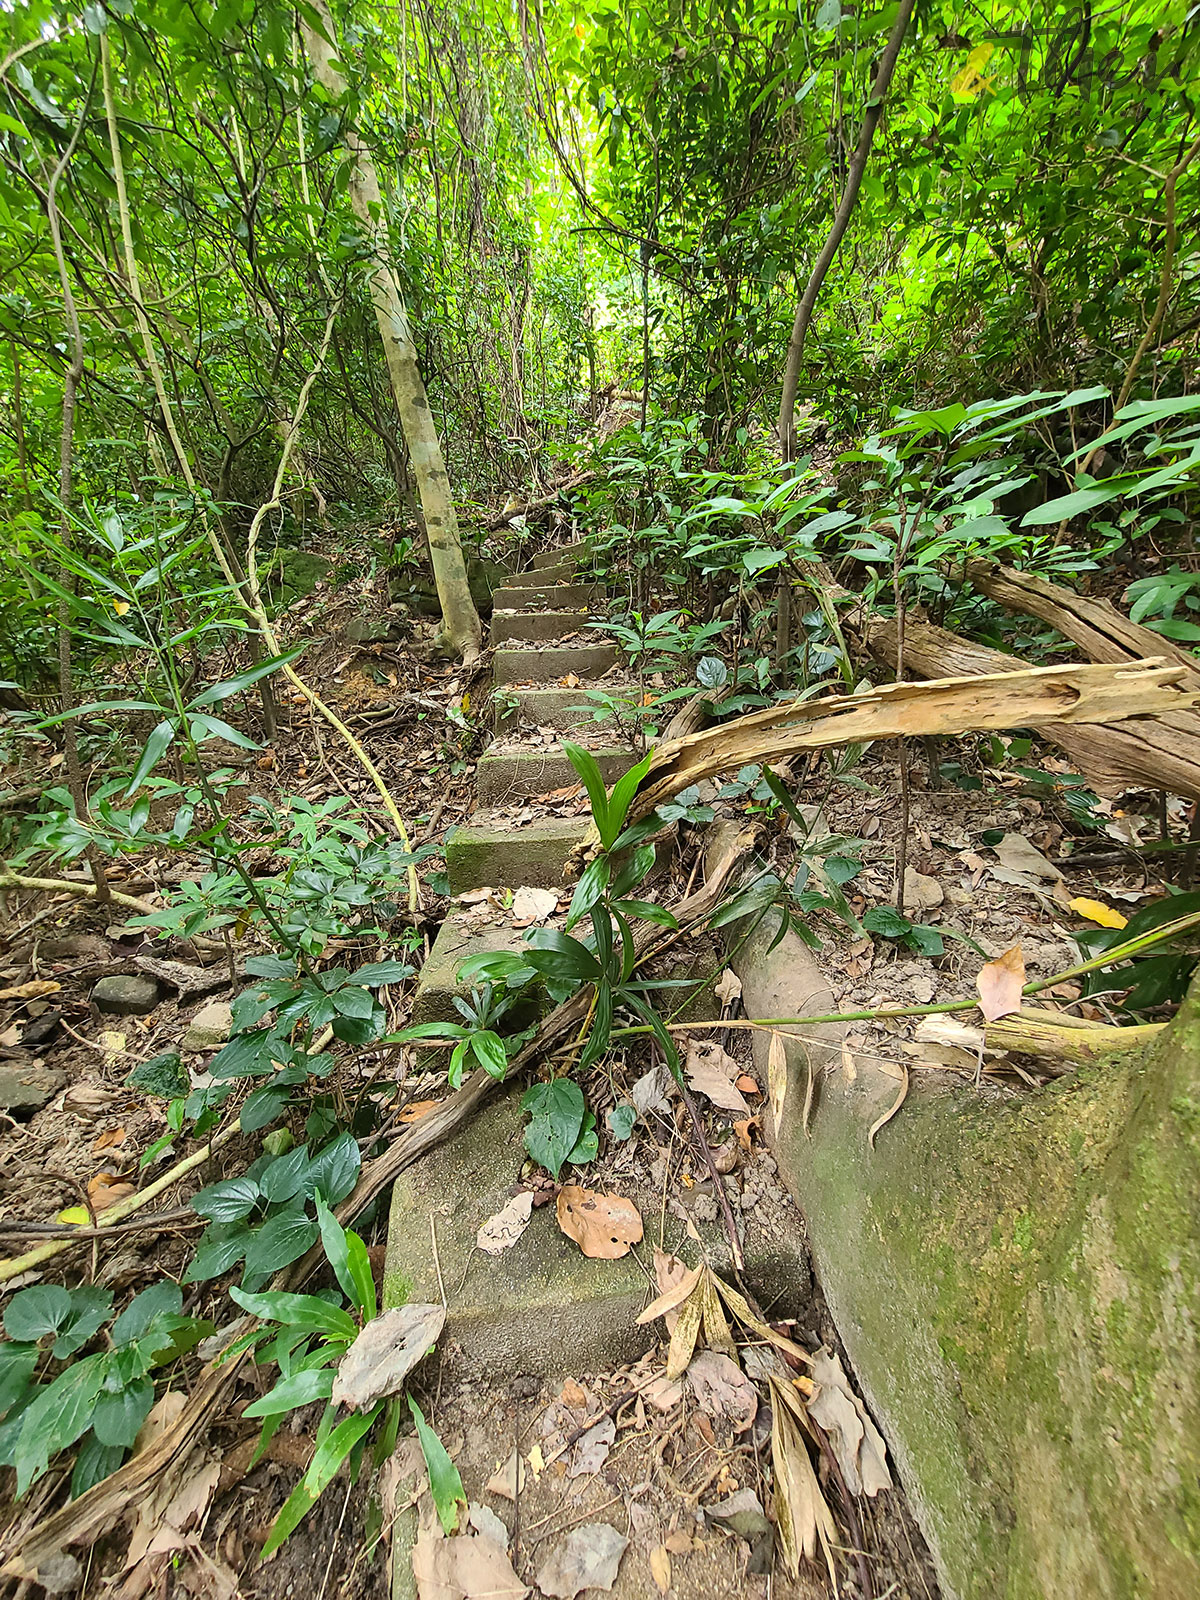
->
xmin=627 ymin=658 xmax=1198 ymax=826
xmin=857 ymin=614 xmax=1200 ymax=801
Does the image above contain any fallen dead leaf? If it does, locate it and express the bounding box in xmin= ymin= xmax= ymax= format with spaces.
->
xmin=732 ymin=1117 xmax=758 ymax=1152
xmin=331 ymin=1304 xmax=445 ymax=1411
xmin=88 ymin=1172 xmax=136 ymax=1211
xmin=412 ymin=1529 xmax=527 ymax=1600
xmin=992 ymin=832 xmax=1063 ymax=881
xmin=902 ymin=867 xmax=944 ymax=911
xmin=510 ymin=886 xmax=557 ymax=925
xmin=1069 ymin=896 xmax=1127 ymax=929
xmin=714 ymin=968 xmax=742 ymax=1008
xmin=686 ymin=1350 xmax=757 ymax=1434
xmin=536 ymin=1524 xmax=628 ymax=1599
xmin=398 ymin=1100 xmax=441 ymax=1124
xmin=476 ymin=1192 xmax=534 ymax=1255
xmin=663 ymin=1530 xmax=693 ymax=1555
xmin=650 ymin=1545 xmax=671 ymax=1594
xmin=735 ymin=1073 xmax=759 ymax=1096
xmin=92 ymin=1127 xmax=127 ymax=1154
xmin=976 ymin=945 xmax=1025 ymax=1022
xmin=0 ymin=981 xmax=61 ymax=1002
xmin=685 ymin=1039 xmax=749 ymax=1114
xmin=568 ymin=1415 xmax=615 ymax=1478
xmin=556 ymin=1186 xmax=643 ymax=1260
xmin=485 ymin=1450 xmax=525 ymax=1503
xmin=767 ymin=1032 xmax=788 ymax=1132
xmin=769 ymin=1378 xmax=838 ymax=1583
xmin=640 ymin=1256 xmax=702 ymax=1333
xmin=808 ymin=1347 xmax=892 ymax=1497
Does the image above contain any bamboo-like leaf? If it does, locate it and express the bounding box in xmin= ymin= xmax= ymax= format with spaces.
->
xmin=665 ymin=1284 xmax=704 ymax=1380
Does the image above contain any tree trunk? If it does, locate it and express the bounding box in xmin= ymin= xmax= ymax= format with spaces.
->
xmin=777 ymin=0 xmax=916 ymax=459
xmin=300 ymin=2 xmax=482 ymax=662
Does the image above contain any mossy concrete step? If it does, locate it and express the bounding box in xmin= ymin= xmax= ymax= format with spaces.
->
xmin=384 ymin=1084 xmax=812 ymax=1377
xmin=477 ymin=742 xmax=634 ymax=806
xmin=493 ymin=685 xmax=610 ymax=733
xmin=412 ymin=909 xmax=544 ymax=1028
xmin=531 ymin=544 xmax=586 ymax=570
xmin=493 ymin=582 xmax=599 ymax=611
xmin=494 ymin=644 xmax=620 ymax=684
xmin=446 ymin=815 xmax=591 ymax=893
xmin=491 ymin=611 xmax=597 ymax=646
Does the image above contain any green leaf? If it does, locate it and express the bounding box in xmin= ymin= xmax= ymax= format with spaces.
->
xmin=260 ymin=1405 xmax=382 ymax=1560
xmin=566 ymin=854 xmax=611 ymax=930
xmin=331 ymin=985 xmax=375 ymax=1020
xmin=408 ymin=1397 xmax=466 ymax=1536
xmin=14 ymin=1353 xmax=105 ymax=1496
xmin=241 ymin=1083 xmax=292 ymax=1133
xmin=469 ymin=1030 xmax=509 ymax=1081
xmin=0 ymin=1343 xmax=38 ymax=1417
xmin=610 ymin=844 xmax=657 ymax=899
xmin=302 ymin=1133 xmax=361 ymax=1205
xmin=187 ymin=646 xmax=306 ymax=709
xmin=187 ymin=713 xmax=260 ymax=751
xmin=613 ymin=898 xmax=678 ymax=928
xmin=191 ymin=1175 xmax=261 ymax=1223
xmin=229 ymin=1288 xmax=356 ymax=1340
xmin=241 ymin=1207 xmax=321 ymax=1285
xmin=524 ymin=930 xmax=601 ymax=982
xmin=521 ymin=1079 xmax=586 ymax=1179
xmin=92 ymin=1378 xmax=154 ymax=1449
xmin=71 ymin=1432 xmax=124 ymax=1499
xmin=314 ymin=1193 xmax=374 ymax=1319
xmin=242 ymin=1366 xmax=336 ymax=1420
xmin=111 ymin=1282 xmax=182 ymax=1346
xmin=863 ymin=906 xmax=913 ymax=938
xmin=52 ymin=1286 xmax=114 ymax=1359
xmin=579 ymin=979 xmax=614 ymax=1073
xmin=606 ymin=1102 xmax=636 ymax=1140
xmin=183 ymin=1227 xmax=249 ymax=1283
xmin=567 ymin=1110 xmax=598 ymax=1166
xmin=353 ymin=961 xmax=415 ymax=986
xmin=602 ymin=747 xmax=656 ymax=850
xmin=126 ymin=719 xmax=177 ymax=796
xmin=4 ymin=1286 xmax=74 ymax=1345
xmin=560 ymin=741 xmax=610 ymax=837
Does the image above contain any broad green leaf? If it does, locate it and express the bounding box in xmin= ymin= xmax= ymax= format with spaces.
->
xmin=560 ymin=741 xmax=609 ymax=836
xmin=241 ymin=1207 xmax=320 ymax=1285
xmin=0 ymin=1343 xmax=38 ymax=1417
xmin=92 ymin=1378 xmax=154 ymax=1449
xmin=602 ymin=747 xmax=656 ymax=850
xmin=302 ymin=1133 xmax=360 ymax=1205
xmin=521 ymin=1079 xmax=586 ymax=1179
xmin=863 ymin=906 xmax=913 ymax=938
xmin=566 ymin=854 xmax=611 ymax=930
xmin=71 ymin=1432 xmax=124 ymax=1499
xmin=408 ymin=1397 xmax=466 ymax=1536
xmin=191 ymin=1175 xmax=261 ymax=1223
xmin=242 ymin=1366 xmax=335 ymax=1420
xmin=229 ymin=1288 xmax=356 ymax=1340
xmin=111 ymin=1282 xmax=183 ymax=1346
xmin=352 ymin=961 xmax=415 ymax=986
xmin=126 ymin=719 xmax=177 ymax=796
xmin=469 ymin=1030 xmax=509 ymax=1081
xmin=4 ymin=1286 xmax=74 ymax=1345
xmin=524 ymin=930 xmax=601 ymax=982
xmin=14 ymin=1353 xmax=105 ymax=1496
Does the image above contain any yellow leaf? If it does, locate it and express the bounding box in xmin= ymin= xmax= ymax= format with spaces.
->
xmin=460 ymin=691 xmax=470 ymax=714
xmin=574 ymin=20 xmax=585 ymax=38
xmin=112 ymin=600 xmax=130 ymax=616
xmin=1069 ymin=897 xmax=1127 ymax=929
xmin=55 ymin=1206 xmax=90 ymax=1227
xmin=950 ymin=41 xmax=995 ymax=98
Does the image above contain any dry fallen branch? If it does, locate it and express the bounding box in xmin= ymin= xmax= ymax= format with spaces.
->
xmin=628 ymin=659 xmax=1196 ymax=825
xmin=984 ymin=1008 xmax=1166 ymax=1071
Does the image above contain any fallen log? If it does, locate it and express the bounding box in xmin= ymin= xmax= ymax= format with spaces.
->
xmin=856 ymin=614 xmax=1200 ymax=801
xmin=627 ymin=658 xmax=1199 ymax=825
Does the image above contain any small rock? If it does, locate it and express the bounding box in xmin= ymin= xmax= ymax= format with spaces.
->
xmin=0 ymin=1059 xmax=67 ymax=1115
xmin=343 ymin=616 xmax=395 ymax=644
xmin=20 ymin=1011 xmax=62 ymax=1049
xmin=92 ymin=974 xmax=160 ymax=1016
xmin=903 ymin=867 xmax=944 ymax=911
xmin=181 ymin=1000 xmax=232 ymax=1053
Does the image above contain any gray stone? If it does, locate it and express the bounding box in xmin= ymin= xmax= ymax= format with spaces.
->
xmin=493 ymin=583 xmax=600 ymax=612
xmin=446 ymin=817 xmax=591 ymax=894
xmin=92 ymin=974 xmax=160 ymax=1016
xmin=344 ymin=616 xmax=397 ymax=644
xmin=493 ymin=644 xmax=620 ymax=685
xmin=180 ymin=999 xmax=232 ymax=1053
xmin=476 ymin=743 xmax=634 ymax=807
xmin=493 ymin=686 xmax=609 ymax=734
xmin=531 ymin=544 xmax=586 ymax=570
xmin=0 ymin=1059 xmax=66 ymax=1114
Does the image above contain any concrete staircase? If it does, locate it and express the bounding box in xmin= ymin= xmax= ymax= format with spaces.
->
xmin=411 ymin=544 xmax=637 ymax=1026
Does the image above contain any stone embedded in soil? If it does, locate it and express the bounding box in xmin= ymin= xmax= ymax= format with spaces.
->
xmin=493 ymin=582 xmax=600 ymax=612
xmin=180 ymin=999 xmax=232 ymax=1052
xmin=493 ymin=644 xmax=619 ymax=685
xmin=343 ymin=615 xmax=398 ymax=644
xmin=0 ymin=1059 xmax=67 ymax=1114
xmin=477 ymin=743 xmax=634 ymax=807
xmin=531 ymin=544 xmax=586 ymax=570
xmin=491 ymin=610 xmax=597 ymax=645
xmin=384 ymin=1082 xmax=811 ymax=1379
xmin=446 ymin=816 xmax=591 ymax=894
xmin=412 ymin=911 xmax=545 ymax=1028
xmin=92 ymin=974 xmax=160 ymax=1016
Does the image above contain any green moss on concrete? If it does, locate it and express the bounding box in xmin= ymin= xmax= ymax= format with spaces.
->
xmin=446 ymin=816 xmax=591 ymax=893
xmin=476 ymin=743 xmax=633 ymax=806
xmin=736 ymin=919 xmax=1200 ymax=1600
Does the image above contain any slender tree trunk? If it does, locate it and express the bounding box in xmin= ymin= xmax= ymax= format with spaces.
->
xmin=777 ymin=0 xmax=916 ymax=460
xmin=300 ymin=2 xmax=482 ymax=661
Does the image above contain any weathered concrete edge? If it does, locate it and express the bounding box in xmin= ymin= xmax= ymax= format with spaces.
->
xmin=732 ymin=914 xmax=1200 ymax=1600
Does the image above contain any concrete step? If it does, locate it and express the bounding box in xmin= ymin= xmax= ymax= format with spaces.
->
xmin=411 ymin=909 xmax=543 ymax=1028
xmin=445 ymin=815 xmax=591 ymax=893
xmin=491 ymin=610 xmax=598 ymax=645
xmin=493 ymin=582 xmax=599 ymax=612
xmin=514 ymin=562 xmax=574 ymax=586
xmin=477 ymin=741 xmax=634 ymax=807
xmin=531 ymin=544 xmax=586 ymax=571
xmin=494 ymin=643 xmax=620 ymax=684
xmin=383 ymin=1083 xmax=812 ymax=1377
xmin=493 ymin=685 xmax=611 ymax=733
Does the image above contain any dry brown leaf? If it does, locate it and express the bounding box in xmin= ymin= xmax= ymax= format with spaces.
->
xmin=992 ymin=832 xmax=1063 ymax=881
xmin=735 ymin=1073 xmax=759 ymax=1095
xmin=331 ymin=1304 xmax=445 ymax=1411
xmin=732 ymin=1117 xmax=758 ymax=1152
xmin=485 ymin=1450 xmax=525 ymax=1503
xmin=412 ymin=1529 xmax=528 ymax=1600
xmin=536 ymin=1524 xmax=628 ymax=1599
xmin=0 ymin=981 xmax=61 ymax=1002
xmin=976 ymin=945 xmax=1025 ymax=1022
xmin=649 ymin=1545 xmax=671 ymax=1595
xmin=88 ymin=1172 xmax=136 ymax=1212
xmin=476 ymin=1192 xmax=534 ymax=1255
xmin=684 ymin=1039 xmax=749 ymax=1113
xmin=93 ymin=1127 xmax=127 ymax=1154
xmin=398 ymin=1099 xmax=441 ymax=1124
xmin=808 ymin=1347 xmax=892 ymax=1497
xmin=556 ymin=1186 xmax=642 ymax=1260
xmin=767 ymin=1031 xmax=788 ymax=1133
xmin=510 ymin=886 xmax=557 ymax=925
xmin=665 ymin=1285 xmax=705 ymax=1381
xmin=663 ymin=1530 xmax=693 ymax=1554
xmin=637 ymin=1260 xmax=702 ymax=1328
xmin=714 ymin=968 xmax=742 ymax=1007
xmin=711 ymin=1275 xmax=812 ymax=1366
xmin=686 ymin=1351 xmax=757 ymax=1434
xmin=867 ymin=1063 xmax=909 ymax=1150
xmin=768 ymin=1376 xmax=838 ymax=1585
